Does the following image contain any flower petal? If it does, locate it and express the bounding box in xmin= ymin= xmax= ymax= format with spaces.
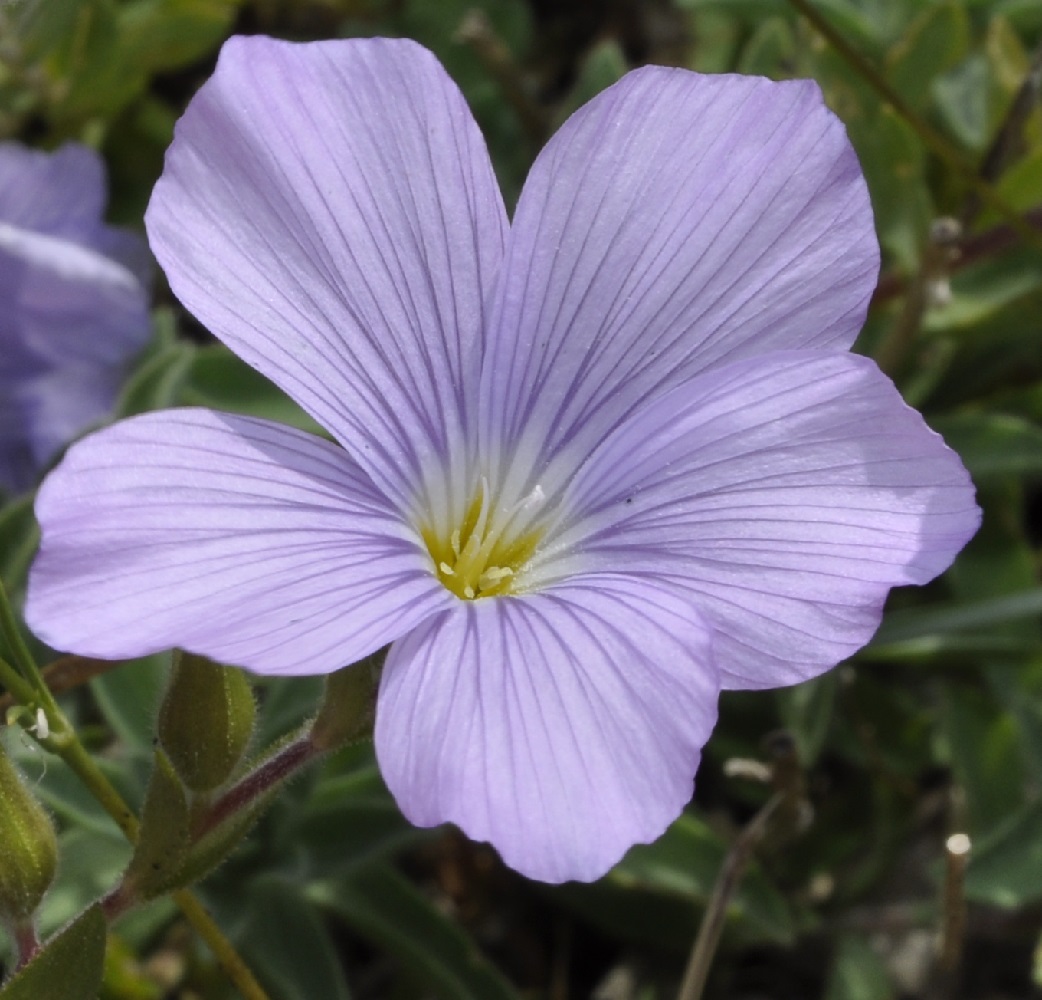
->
xmin=376 ymin=576 xmax=718 ymax=883
xmin=480 ymin=68 xmax=877 ymax=479
xmin=0 ymin=226 xmax=150 ymax=369
xmin=146 ymin=36 xmax=508 ymax=509
xmin=26 ymin=409 xmax=451 ymax=673
xmin=547 ymin=352 xmax=980 ymax=689
xmin=0 ymin=142 xmax=105 ymax=239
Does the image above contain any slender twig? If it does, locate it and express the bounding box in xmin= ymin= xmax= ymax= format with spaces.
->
xmin=676 ymin=793 xmax=785 ymax=1000
xmin=785 ymin=0 xmax=1042 ymax=254
xmin=939 ymin=833 xmax=971 ymax=975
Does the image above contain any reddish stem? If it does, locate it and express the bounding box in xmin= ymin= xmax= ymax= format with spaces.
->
xmin=195 ymin=736 xmax=319 ymax=839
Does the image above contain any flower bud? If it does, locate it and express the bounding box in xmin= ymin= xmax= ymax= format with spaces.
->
xmin=0 ymin=739 xmax=58 ymax=924
xmin=309 ymin=654 xmax=381 ymax=752
xmin=158 ymin=651 xmax=256 ymax=792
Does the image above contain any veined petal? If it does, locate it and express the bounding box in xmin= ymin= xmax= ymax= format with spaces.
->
xmin=26 ymin=410 xmax=451 ymax=674
xmin=480 ymin=69 xmax=877 ymax=478
xmin=146 ymin=36 xmax=507 ymax=511
xmin=376 ymin=576 xmax=719 ymax=883
xmin=547 ymin=352 xmax=980 ymax=689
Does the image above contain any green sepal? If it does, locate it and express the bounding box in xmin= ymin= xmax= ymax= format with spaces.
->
xmin=123 ymin=749 xmax=192 ymax=901
xmin=158 ymin=651 xmax=256 ymax=793
xmin=0 ymin=741 xmax=58 ymax=923
xmin=165 ymin=791 xmax=277 ymax=894
xmin=0 ymin=904 xmax=106 ymax=1000
xmin=310 ymin=654 xmax=381 ymax=752
xmin=134 ymin=728 xmax=307 ymax=898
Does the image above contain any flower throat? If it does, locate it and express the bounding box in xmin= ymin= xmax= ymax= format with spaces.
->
xmin=423 ymin=477 xmax=545 ymax=600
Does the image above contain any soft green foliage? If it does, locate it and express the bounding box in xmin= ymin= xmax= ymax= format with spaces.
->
xmin=1 ymin=0 xmax=1041 ymax=996
xmin=0 ymin=904 xmax=106 ymax=1000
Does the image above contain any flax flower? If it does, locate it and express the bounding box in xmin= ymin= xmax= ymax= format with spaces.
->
xmin=0 ymin=142 xmax=151 ymax=494
xmin=26 ymin=37 xmax=979 ymax=882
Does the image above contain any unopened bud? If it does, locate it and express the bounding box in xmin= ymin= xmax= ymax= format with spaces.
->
xmin=0 ymin=740 xmax=58 ymax=923
xmin=158 ymin=651 xmax=256 ymax=792
xmin=309 ymin=654 xmax=381 ymax=752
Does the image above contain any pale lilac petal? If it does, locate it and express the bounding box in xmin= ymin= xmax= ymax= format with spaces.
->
xmin=10 ymin=363 xmax=123 ymax=468
xmin=544 ymin=352 xmax=980 ymax=689
xmin=0 ymin=226 xmax=150 ymax=369
xmin=26 ymin=410 xmax=451 ymax=674
xmin=0 ymin=221 xmax=150 ymax=492
xmin=480 ymin=69 xmax=877 ymax=479
xmin=146 ymin=36 xmax=507 ymax=510
xmin=376 ymin=576 xmax=719 ymax=883
xmin=0 ymin=143 xmax=104 ymax=238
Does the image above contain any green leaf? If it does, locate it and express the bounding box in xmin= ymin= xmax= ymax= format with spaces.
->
xmin=7 ymin=0 xmax=89 ymax=61
xmin=294 ymin=753 xmax=427 ymax=874
xmin=116 ymin=339 xmax=195 ymax=418
xmin=557 ymin=812 xmax=797 ymax=952
xmin=846 ymin=107 xmax=932 ymax=271
xmin=180 ymin=346 xmax=323 ymax=435
xmin=824 ymin=933 xmax=896 ymax=1000
xmin=39 ymin=829 xmax=129 ymax=939
xmin=933 ymin=53 xmax=992 ymax=150
xmin=776 ymin=671 xmax=838 ymax=765
xmin=237 ymin=879 xmax=353 ymax=1000
xmin=0 ymin=904 xmax=105 ymax=1000
xmin=0 ymin=495 xmax=37 ymax=597
xmin=884 ymin=1 xmax=970 ymax=111
xmin=315 ymin=864 xmax=519 ymax=1000
xmin=609 ymin=813 xmax=796 ymax=945
xmin=965 ymin=799 xmax=1042 ymax=908
xmin=117 ymin=0 xmax=242 ymax=75
xmin=939 ymin=683 xmax=1024 ymax=833
xmin=931 ymin=413 xmax=1042 ymax=480
xmin=737 ymin=16 xmax=795 ymax=76
xmin=46 ymin=0 xmax=148 ymax=122
xmin=871 ymin=588 xmax=1042 ymax=645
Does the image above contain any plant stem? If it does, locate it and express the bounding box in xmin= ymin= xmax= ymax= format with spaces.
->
xmin=0 ymin=651 xmax=37 ymax=707
xmin=196 ymin=734 xmax=318 ymax=838
xmin=11 ymin=919 xmax=40 ymax=969
xmin=0 ymin=578 xmax=48 ymax=695
xmin=0 ymin=580 xmax=272 ymax=1000
xmin=785 ymin=0 xmax=1042 ymax=254
xmin=676 ymin=794 xmax=784 ymax=1000
xmin=171 ymin=890 xmax=271 ymax=1000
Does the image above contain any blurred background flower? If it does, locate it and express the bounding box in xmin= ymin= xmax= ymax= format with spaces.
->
xmin=0 ymin=142 xmax=151 ymax=495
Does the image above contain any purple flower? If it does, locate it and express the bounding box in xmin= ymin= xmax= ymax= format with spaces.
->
xmin=0 ymin=142 xmax=152 ymax=494
xmin=25 ymin=37 xmax=979 ymax=882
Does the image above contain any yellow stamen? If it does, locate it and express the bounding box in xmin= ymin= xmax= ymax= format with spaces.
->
xmin=421 ymin=479 xmax=545 ymax=601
